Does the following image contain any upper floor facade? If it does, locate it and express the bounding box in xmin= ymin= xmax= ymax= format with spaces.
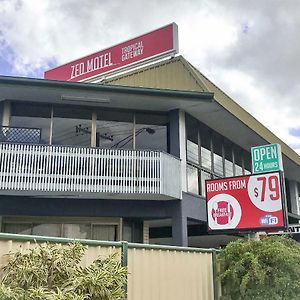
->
xmin=0 ymin=78 xmax=205 ymax=201
xmin=1 ymin=65 xmax=300 ymax=246
xmin=1 ymin=75 xmax=300 ymax=216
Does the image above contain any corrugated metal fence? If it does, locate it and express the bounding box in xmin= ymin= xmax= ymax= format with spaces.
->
xmin=0 ymin=233 xmax=219 ymax=300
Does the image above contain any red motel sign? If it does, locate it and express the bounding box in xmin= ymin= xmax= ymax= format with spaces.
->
xmin=206 ymin=172 xmax=286 ymax=233
xmin=44 ymin=23 xmax=178 ymax=82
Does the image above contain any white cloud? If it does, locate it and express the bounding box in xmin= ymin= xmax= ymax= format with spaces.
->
xmin=0 ymin=0 xmax=300 ymax=153
xmin=0 ymin=0 xmax=137 ymax=74
xmin=179 ymin=10 xmax=238 ymax=64
xmin=0 ymin=0 xmax=239 ymax=75
xmin=209 ymin=68 xmax=300 ymax=154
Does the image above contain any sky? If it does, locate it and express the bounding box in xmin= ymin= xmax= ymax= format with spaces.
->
xmin=1 ymin=0 xmax=300 ymax=153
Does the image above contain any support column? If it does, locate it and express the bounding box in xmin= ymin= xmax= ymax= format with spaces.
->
xmin=289 ymin=180 xmax=300 ymax=216
xmin=169 ymin=109 xmax=188 ymax=245
xmin=168 ymin=109 xmax=187 ymax=192
xmin=172 ymin=214 xmax=188 ymax=247
xmin=91 ymin=112 xmax=97 ymax=147
xmin=49 ymin=106 xmax=54 ymax=145
xmin=132 ymin=113 xmax=136 ymax=149
xmin=2 ymin=102 xmax=11 ymax=126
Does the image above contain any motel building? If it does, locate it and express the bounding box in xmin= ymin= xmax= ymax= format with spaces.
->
xmin=0 ymin=24 xmax=300 ymax=248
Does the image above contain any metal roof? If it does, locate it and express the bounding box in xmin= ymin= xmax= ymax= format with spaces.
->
xmin=103 ymin=55 xmax=300 ymax=181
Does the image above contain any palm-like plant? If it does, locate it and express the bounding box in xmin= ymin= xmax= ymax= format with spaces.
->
xmin=0 ymin=242 xmax=127 ymax=300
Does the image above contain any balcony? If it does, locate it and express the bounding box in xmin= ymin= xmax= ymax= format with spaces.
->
xmin=0 ymin=143 xmax=181 ymax=200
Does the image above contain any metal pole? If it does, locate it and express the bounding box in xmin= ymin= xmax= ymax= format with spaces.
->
xmin=121 ymin=241 xmax=128 ymax=297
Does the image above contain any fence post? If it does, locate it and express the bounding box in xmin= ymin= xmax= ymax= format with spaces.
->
xmin=212 ymin=249 xmax=219 ymax=300
xmin=121 ymin=241 xmax=129 ymax=298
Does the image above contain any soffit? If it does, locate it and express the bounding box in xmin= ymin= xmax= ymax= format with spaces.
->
xmin=0 ymin=79 xmax=213 ymax=113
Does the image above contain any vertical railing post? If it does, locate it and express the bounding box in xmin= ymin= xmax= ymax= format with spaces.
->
xmin=159 ymin=152 xmax=163 ymax=195
xmin=212 ymin=249 xmax=220 ymax=300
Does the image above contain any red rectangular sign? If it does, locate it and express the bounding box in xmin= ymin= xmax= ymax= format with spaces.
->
xmin=206 ymin=172 xmax=286 ymax=233
xmin=44 ymin=23 xmax=178 ymax=82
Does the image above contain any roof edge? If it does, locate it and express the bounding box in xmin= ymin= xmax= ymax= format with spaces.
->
xmin=191 ymin=69 xmax=300 ymax=166
xmin=0 ymin=75 xmax=214 ymax=101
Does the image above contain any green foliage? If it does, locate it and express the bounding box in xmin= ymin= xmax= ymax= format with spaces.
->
xmin=218 ymin=236 xmax=300 ymax=300
xmin=0 ymin=242 xmax=127 ymax=300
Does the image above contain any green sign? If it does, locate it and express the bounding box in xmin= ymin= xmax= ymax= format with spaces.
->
xmin=251 ymin=144 xmax=283 ymax=174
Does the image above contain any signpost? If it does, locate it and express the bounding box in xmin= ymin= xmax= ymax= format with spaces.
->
xmin=44 ymin=23 xmax=178 ymax=82
xmin=206 ymin=143 xmax=288 ymax=236
xmin=251 ymin=143 xmax=283 ymax=174
xmin=266 ymin=225 xmax=300 ymax=241
xmin=206 ymin=172 xmax=286 ymax=233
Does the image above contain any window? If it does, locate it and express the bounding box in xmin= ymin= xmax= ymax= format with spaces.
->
xmin=10 ymin=102 xmax=51 ymax=144
xmin=2 ymin=217 xmax=119 ymax=241
xmin=243 ymin=151 xmax=252 ymax=174
xmin=201 ymin=146 xmax=211 ymax=170
xmin=95 ymin=109 xmax=133 ymax=149
xmin=135 ymin=112 xmax=168 ymax=151
xmin=213 ymin=152 xmax=223 ymax=176
xmin=185 ymin=113 xmax=252 ymax=196
xmin=92 ymin=225 xmax=116 ymax=241
xmin=32 ymin=224 xmax=61 ymax=237
xmin=52 ymin=105 xmax=92 ymax=147
xmin=234 ymin=148 xmax=244 ymax=176
xmin=4 ymin=223 xmax=32 ymax=235
xmin=235 ymin=164 xmax=243 ymax=176
xmin=122 ymin=220 xmax=143 ymax=243
xmin=62 ymin=224 xmax=90 ymax=239
xmin=200 ymin=169 xmax=212 ymax=197
xmin=187 ymin=140 xmax=199 ymax=165
xmin=187 ymin=164 xmax=199 ymax=194
xmin=187 ymin=138 xmax=200 ymax=194
xmin=225 ymin=159 xmax=234 ymax=177
xmin=94 ymin=110 xmax=169 ymax=151
xmin=8 ymin=103 xmax=169 ymax=153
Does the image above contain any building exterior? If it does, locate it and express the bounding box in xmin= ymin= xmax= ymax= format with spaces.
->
xmin=1 ymin=55 xmax=300 ymax=247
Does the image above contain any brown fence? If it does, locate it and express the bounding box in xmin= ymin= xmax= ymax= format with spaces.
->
xmin=0 ymin=233 xmax=219 ymax=300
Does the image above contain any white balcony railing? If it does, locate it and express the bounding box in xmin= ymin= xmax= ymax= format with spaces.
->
xmin=0 ymin=143 xmax=181 ymax=199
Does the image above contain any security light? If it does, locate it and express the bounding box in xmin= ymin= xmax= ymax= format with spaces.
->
xmin=61 ymin=95 xmax=110 ymax=103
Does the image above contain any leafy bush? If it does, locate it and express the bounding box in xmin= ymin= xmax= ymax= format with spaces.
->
xmin=218 ymin=236 xmax=300 ymax=300
xmin=0 ymin=242 xmax=127 ymax=300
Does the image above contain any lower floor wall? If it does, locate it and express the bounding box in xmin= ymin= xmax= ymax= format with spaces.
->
xmin=0 ymin=194 xmax=208 ymax=247
xmin=0 ymin=233 xmax=218 ymax=300
xmin=0 ymin=216 xmax=148 ymax=244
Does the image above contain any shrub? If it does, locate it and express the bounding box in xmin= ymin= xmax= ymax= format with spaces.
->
xmin=0 ymin=242 xmax=127 ymax=300
xmin=218 ymin=236 xmax=300 ymax=300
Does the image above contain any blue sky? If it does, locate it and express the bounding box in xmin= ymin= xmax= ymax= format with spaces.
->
xmin=1 ymin=0 xmax=300 ymax=153
xmin=0 ymin=37 xmax=14 ymax=75
xmin=0 ymin=42 xmax=54 ymax=78
xmin=0 ymin=54 xmax=13 ymax=76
